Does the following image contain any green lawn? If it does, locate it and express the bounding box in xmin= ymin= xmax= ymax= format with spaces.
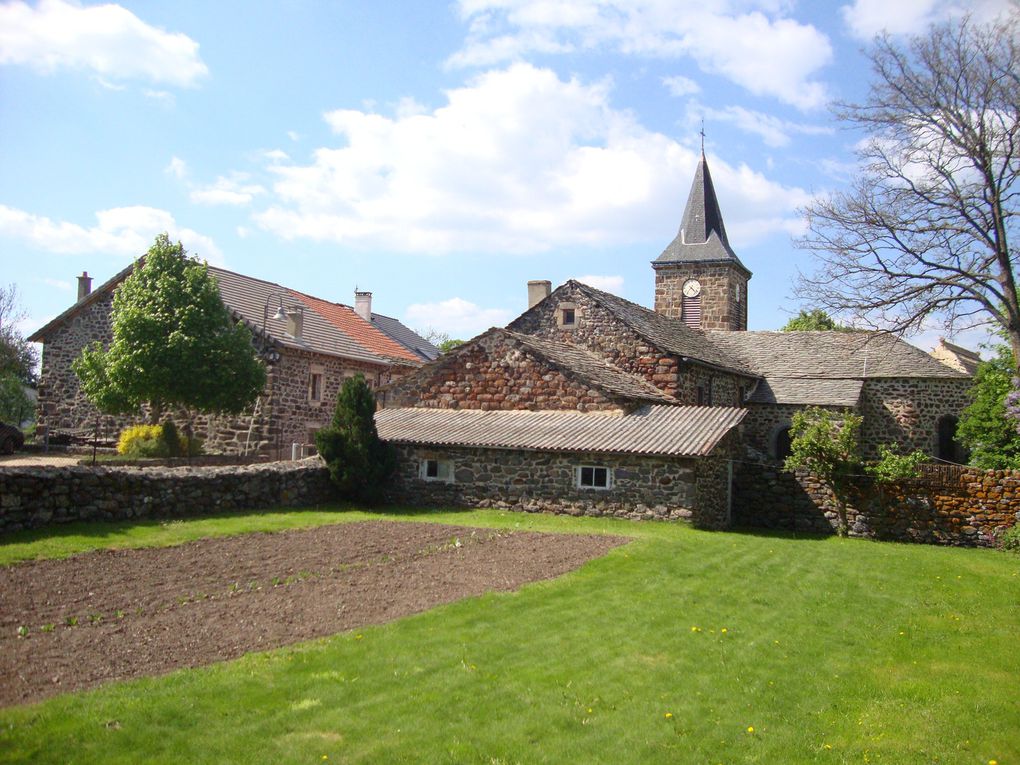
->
xmin=2 ymin=508 xmax=1018 ymax=764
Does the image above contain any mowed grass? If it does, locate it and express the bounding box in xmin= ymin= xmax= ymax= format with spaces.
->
xmin=1 ymin=508 xmax=1018 ymax=764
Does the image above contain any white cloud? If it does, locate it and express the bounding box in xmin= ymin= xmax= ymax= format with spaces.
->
xmin=841 ymin=0 xmax=1013 ymax=39
xmin=575 ymin=274 xmax=624 ymax=292
xmin=190 ymin=175 xmax=265 ymax=207
xmin=254 ymin=64 xmax=810 ymax=255
xmin=0 ymin=0 xmax=208 ymax=87
xmin=404 ymin=297 xmax=513 ymax=337
xmin=695 ymin=103 xmax=833 ymax=148
xmin=448 ymin=1 xmax=832 ymax=109
xmin=165 ymin=156 xmax=188 ymax=180
xmin=0 ymin=204 xmax=223 ymax=264
xmin=662 ymin=75 xmax=700 ymax=97
xmin=42 ymin=278 xmax=73 ymax=292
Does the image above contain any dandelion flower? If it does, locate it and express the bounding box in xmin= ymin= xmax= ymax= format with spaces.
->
xmin=747 ymin=726 xmax=755 ymax=734
xmin=665 ymin=712 xmax=673 ymax=719
xmin=721 ymin=628 xmax=728 ymax=634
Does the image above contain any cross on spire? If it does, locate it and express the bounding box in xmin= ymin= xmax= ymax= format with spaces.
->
xmin=699 ymin=119 xmax=705 ymax=155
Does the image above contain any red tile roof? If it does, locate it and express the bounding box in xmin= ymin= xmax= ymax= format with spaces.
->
xmin=292 ymin=290 xmax=422 ymax=365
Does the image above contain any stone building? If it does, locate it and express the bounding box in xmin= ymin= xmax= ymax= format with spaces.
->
xmin=377 ymin=152 xmax=972 ymax=526
xmin=29 ymin=265 xmax=437 ymax=456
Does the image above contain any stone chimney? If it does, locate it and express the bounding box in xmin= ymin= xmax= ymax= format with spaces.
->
xmin=76 ymin=271 xmax=93 ymax=302
xmin=286 ymin=308 xmax=304 ymax=339
xmin=527 ymin=280 xmax=551 ymax=309
xmin=354 ymin=290 xmax=373 ymax=321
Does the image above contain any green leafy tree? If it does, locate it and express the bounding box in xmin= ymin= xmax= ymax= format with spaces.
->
xmin=315 ymin=374 xmax=394 ymax=504
xmin=784 ymin=407 xmax=863 ymax=536
xmin=73 ymin=234 xmax=266 ymax=423
xmin=0 ymin=284 xmax=39 ymax=426
xmin=781 ymin=309 xmax=849 ymax=332
xmin=957 ymin=343 xmax=1020 ymax=469
xmin=437 ymin=338 xmax=465 ymax=353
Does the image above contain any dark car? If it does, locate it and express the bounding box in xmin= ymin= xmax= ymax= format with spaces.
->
xmin=0 ymin=421 xmax=25 ymax=454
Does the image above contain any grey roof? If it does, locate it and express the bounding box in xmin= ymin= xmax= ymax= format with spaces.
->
xmin=748 ymin=378 xmax=864 ymax=406
xmin=705 ymin=330 xmax=969 ymax=379
xmin=376 ymin=404 xmax=746 ymax=457
xmin=565 ymin=281 xmax=755 ymax=375
xmin=505 ymin=330 xmax=677 ymax=404
xmin=370 ymin=313 xmax=440 ymax=361
xmin=654 ymin=154 xmax=751 ymax=276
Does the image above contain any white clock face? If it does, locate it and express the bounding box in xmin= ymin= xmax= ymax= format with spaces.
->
xmin=682 ymin=279 xmax=702 ymax=298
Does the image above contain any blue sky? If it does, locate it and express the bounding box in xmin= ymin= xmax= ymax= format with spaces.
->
xmin=1 ymin=0 xmax=1011 ymax=349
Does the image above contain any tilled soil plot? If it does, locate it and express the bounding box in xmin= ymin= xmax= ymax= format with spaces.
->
xmin=0 ymin=521 xmax=627 ymax=706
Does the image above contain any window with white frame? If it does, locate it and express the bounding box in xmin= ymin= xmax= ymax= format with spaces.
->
xmin=576 ymin=465 xmax=612 ymax=490
xmin=556 ymin=302 xmax=578 ymax=328
xmin=420 ymin=458 xmax=454 ymax=482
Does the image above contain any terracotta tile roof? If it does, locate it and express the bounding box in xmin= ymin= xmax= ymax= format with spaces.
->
xmin=291 ymin=290 xmax=422 ymax=365
xmin=376 ymin=404 xmax=746 ymax=457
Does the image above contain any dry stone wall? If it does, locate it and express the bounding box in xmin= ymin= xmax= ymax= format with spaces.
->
xmin=0 ymin=458 xmax=333 ymax=534
xmin=733 ymin=459 xmax=1018 ymax=547
xmin=387 ymin=444 xmax=733 ymax=529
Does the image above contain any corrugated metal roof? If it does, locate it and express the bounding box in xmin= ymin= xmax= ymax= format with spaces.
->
xmin=748 ymin=378 xmax=863 ymax=406
xmin=376 ymin=404 xmax=746 ymax=457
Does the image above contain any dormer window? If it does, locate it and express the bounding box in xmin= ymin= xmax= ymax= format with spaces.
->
xmin=556 ymin=302 xmax=578 ymax=329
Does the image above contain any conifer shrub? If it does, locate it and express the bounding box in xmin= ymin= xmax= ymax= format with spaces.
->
xmin=315 ymin=375 xmax=394 ymax=504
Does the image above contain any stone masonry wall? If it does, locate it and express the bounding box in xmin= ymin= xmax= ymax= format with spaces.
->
xmin=653 ymin=262 xmax=748 ymax=331
xmin=733 ymin=459 xmax=1018 ymax=547
xmin=0 ymin=458 xmax=334 ymax=534
xmin=859 ymin=377 xmax=972 ymax=459
xmin=387 ymin=444 xmax=733 ymax=529
xmin=385 ymin=332 xmax=622 ymax=412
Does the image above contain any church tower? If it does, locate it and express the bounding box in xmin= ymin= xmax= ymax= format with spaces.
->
xmin=652 ymin=152 xmax=751 ymax=330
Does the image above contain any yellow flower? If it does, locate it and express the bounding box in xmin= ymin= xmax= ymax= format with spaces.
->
xmin=989 ymin=760 xmax=997 ymax=765
xmin=823 ymin=744 xmax=832 ymax=750
xmin=721 ymin=628 xmax=728 ymax=634
xmin=747 ymin=726 xmax=755 ymax=734
xmin=665 ymin=712 xmax=673 ymax=719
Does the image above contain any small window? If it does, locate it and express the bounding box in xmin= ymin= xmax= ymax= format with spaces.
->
xmin=577 ymin=465 xmax=612 ymax=490
xmin=556 ymin=302 xmax=578 ymax=328
xmin=309 ymin=372 xmax=323 ymax=402
xmin=562 ymin=308 xmax=576 ymax=325
xmin=421 ymin=458 xmax=453 ymax=482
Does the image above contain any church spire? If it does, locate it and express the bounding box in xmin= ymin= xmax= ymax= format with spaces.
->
xmin=653 ymin=152 xmax=748 ymax=274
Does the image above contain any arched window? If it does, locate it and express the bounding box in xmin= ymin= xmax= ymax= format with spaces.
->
xmin=774 ymin=426 xmax=793 ymax=462
xmin=937 ymin=415 xmax=966 ymax=463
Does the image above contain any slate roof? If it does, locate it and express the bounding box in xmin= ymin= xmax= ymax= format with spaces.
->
xmin=748 ymin=378 xmax=864 ymax=407
xmin=654 ymin=154 xmax=751 ymax=276
xmin=564 ymin=281 xmax=755 ymax=375
xmin=376 ymin=404 xmax=746 ymax=457
xmin=704 ymin=330 xmax=969 ymax=379
xmin=504 ymin=330 xmax=677 ymax=405
xmin=370 ymin=313 xmax=440 ymax=361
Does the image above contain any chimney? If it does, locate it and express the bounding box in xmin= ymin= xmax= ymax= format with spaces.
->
xmin=76 ymin=271 xmax=93 ymax=302
xmin=527 ymin=280 xmax=551 ymax=309
xmin=285 ymin=309 xmax=304 ymax=339
xmin=354 ymin=290 xmax=373 ymax=321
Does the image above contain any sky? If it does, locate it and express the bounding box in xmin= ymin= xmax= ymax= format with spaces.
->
xmin=1 ymin=0 xmax=1013 ymax=353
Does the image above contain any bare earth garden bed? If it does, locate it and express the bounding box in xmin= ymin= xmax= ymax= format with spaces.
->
xmin=0 ymin=520 xmax=627 ymax=707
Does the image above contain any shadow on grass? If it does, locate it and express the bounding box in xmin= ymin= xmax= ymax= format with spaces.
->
xmin=727 ymin=523 xmax=834 ymax=542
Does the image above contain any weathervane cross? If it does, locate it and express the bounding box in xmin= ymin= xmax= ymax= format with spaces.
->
xmin=699 ymin=119 xmax=705 ymax=154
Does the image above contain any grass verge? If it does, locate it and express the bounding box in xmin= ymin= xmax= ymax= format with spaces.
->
xmin=1 ymin=508 xmax=1018 ymax=764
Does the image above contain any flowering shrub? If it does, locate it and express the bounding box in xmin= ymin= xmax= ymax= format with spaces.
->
xmin=999 ymin=524 xmax=1020 ymax=554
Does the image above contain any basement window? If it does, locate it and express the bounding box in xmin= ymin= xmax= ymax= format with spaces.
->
xmin=421 ymin=458 xmax=454 ymax=483
xmin=576 ymin=465 xmax=612 ymax=490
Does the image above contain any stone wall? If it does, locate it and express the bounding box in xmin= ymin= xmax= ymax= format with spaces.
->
xmin=738 ymin=377 xmax=972 ymax=461
xmin=653 ymin=262 xmax=748 ymax=330
xmin=385 ymin=332 xmax=623 ymax=412
xmin=387 ymin=444 xmax=733 ymax=529
xmin=0 ymin=458 xmax=334 ymax=534
xmin=733 ymin=459 xmax=1019 ymax=547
